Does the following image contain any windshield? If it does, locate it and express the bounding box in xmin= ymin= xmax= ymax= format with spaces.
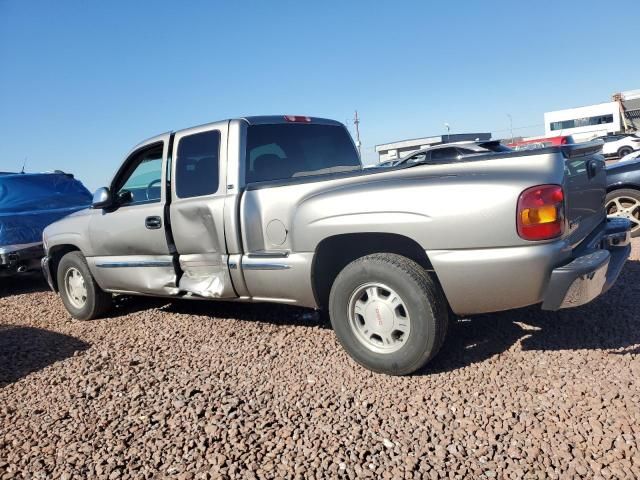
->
xmin=245 ymin=123 xmax=361 ymax=183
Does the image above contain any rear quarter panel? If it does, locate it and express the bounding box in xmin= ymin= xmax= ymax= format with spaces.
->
xmin=242 ymin=150 xmax=567 ymax=253
xmin=240 ymin=151 xmax=573 ymax=312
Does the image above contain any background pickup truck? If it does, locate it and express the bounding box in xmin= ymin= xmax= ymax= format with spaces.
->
xmin=42 ymin=116 xmax=631 ymax=375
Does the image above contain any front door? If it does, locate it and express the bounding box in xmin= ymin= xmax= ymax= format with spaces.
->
xmin=87 ymin=136 xmax=178 ymax=295
xmin=169 ymin=122 xmax=236 ymax=298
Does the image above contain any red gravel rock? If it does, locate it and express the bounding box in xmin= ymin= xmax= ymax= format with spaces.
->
xmin=1 ymin=240 xmax=639 ymax=478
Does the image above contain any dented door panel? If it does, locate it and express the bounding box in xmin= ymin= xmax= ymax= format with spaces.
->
xmin=87 ymin=255 xmax=178 ymax=295
xmin=88 ymin=134 xmax=178 ymax=295
xmin=170 ymin=121 xmax=236 ymax=298
xmin=177 ymin=253 xmax=232 ymax=298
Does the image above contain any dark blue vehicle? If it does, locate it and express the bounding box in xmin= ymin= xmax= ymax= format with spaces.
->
xmin=606 ymin=158 xmax=640 ymax=238
xmin=0 ymin=171 xmax=91 ymax=275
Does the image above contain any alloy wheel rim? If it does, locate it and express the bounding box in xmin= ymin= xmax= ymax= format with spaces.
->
xmin=606 ymin=196 xmax=640 ymax=233
xmin=65 ymin=267 xmax=88 ymax=309
xmin=347 ymin=282 xmax=411 ymax=354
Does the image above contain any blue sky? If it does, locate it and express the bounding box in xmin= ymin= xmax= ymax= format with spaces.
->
xmin=1 ymin=0 xmax=638 ymax=190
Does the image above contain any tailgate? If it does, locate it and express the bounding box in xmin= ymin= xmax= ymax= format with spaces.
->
xmin=561 ymin=141 xmax=607 ymax=247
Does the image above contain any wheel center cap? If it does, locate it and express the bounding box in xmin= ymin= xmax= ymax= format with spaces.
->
xmin=365 ymin=301 xmax=394 ymax=333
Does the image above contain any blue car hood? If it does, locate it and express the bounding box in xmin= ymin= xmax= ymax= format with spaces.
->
xmin=0 ymin=172 xmax=91 ymax=248
xmin=606 ymin=157 xmax=640 ymax=171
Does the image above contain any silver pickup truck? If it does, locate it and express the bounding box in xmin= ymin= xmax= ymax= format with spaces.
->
xmin=42 ymin=116 xmax=631 ymax=375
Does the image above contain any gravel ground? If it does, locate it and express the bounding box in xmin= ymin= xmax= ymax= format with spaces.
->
xmin=1 ymin=241 xmax=640 ymax=479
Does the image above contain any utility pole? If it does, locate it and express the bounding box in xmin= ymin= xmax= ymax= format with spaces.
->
xmin=353 ymin=110 xmax=362 ymax=158
xmin=507 ymin=114 xmax=513 ymax=143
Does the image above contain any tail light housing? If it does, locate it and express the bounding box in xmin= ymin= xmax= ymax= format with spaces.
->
xmin=517 ymin=185 xmax=565 ymax=240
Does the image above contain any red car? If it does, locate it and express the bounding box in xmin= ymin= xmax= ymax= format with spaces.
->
xmin=507 ymin=135 xmax=571 ymax=151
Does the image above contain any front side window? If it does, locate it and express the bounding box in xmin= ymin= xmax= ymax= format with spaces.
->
xmin=245 ymin=123 xmax=361 ymax=184
xmin=406 ymin=152 xmax=428 ymax=164
xmin=175 ymin=130 xmax=220 ymax=198
xmin=116 ymin=143 xmax=164 ymax=205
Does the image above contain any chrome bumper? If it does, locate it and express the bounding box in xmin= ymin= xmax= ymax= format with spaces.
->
xmin=0 ymin=243 xmax=44 ymax=276
xmin=41 ymin=256 xmax=56 ymax=292
xmin=541 ymin=217 xmax=631 ymax=310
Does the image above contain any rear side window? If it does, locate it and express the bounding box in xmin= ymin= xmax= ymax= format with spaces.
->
xmin=430 ymin=147 xmax=460 ymax=162
xmin=245 ymin=124 xmax=361 ymax=183
xmin=476 ymin=142 xmax=512 ymax=153
xmin=456 ymin=148 xmax=477 ymax=155
xmin=176 ymin=130 xmax=220 ymax=198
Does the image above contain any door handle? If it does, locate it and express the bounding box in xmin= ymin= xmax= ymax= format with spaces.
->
xmin=145 ymin=216 xmax=162 ymax=229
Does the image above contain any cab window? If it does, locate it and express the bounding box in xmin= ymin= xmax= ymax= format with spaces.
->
xmin=175 ymin=130 xmax=220 ymax=198
xmin=245 ymin=123 xmax=360 ymax=183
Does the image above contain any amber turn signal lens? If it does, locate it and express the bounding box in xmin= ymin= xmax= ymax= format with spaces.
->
xmin=521 ymin=204 xmax=558 ymax=226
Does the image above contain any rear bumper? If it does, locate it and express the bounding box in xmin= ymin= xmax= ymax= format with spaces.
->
xmin=428 ymin=217 xmax=631 ymax=315
xmin=0 ymin=242 xmax=44 ymax=276
xmin=541 ymin=217 xmax=631 ymax=310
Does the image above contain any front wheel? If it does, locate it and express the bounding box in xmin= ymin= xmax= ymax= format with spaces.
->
xmin=606 ymin=189 xmax=640 ymax=237
xmin=57 ymin=251 xmax=113 ymax=320
xmin=329 ymin=253 xmax=448 ymax=375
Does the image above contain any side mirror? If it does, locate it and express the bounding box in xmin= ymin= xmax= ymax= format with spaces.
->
xmin=91 ymin=187 xmax=112 ymax=209
xmin=116 ymin=190 xmax=133 ymax=205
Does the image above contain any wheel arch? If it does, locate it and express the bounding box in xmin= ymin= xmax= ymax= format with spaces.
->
xmin=606 ymin=183 xmax=640 ymax=193
xmin=47 ymin=244 xmax=82 ymax=292
xmin=617 ymin=146 xmax=635 ymax=156
xmin=311 ymin=232 xmax=440 ymax=310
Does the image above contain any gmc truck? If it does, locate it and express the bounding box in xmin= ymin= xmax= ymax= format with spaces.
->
xmin=42 ymin=116 xmax=631 ymax=375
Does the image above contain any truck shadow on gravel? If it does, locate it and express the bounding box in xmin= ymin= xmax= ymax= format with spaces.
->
xmin=160 ymin=300 xmax=330 ymax=328
xmin=425 ymin=260 xmax=640 ymax=374
xmin=0 ymin=325 xmax=90 ymax=387
xmin=0 ymin=272 xmax=49 ymax=297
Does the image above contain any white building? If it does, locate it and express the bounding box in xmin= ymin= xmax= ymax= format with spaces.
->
xmin=544 ymin=89 xmax=640 ymax=141
xmin=544 ymin=101 xmax=621 ymax=141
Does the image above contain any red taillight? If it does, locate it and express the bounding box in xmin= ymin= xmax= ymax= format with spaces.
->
xmin=284 ymin=115 xmax=311 ymax=123
xmin=517 ymin=185 xmax=565 ymax=240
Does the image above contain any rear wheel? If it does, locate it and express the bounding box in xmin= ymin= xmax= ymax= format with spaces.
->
xmin=618 ymin=146 xmax=633 ymax=158
xmin=57 ymin=251 xmax=112 ymax=320
xmin=329 ymin=253 xmax=448 ymax=375
xmin=606 ymin=188 xmax=640 ymax=237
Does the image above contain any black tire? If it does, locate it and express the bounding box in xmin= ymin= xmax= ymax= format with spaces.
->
xmin=57 ymin=251 xmax=112 ymax=320
xmin=329 ymin=253 xmax=448 ymax=375
xmin=618 ymin=146 xmax=633 ymax=158
xmin=605 ymin=189 xmax=640 ymax=238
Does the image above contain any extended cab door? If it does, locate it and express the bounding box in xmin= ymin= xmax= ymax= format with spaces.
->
xmin=87 ymin=135 xmax=178 ymax=295
xmin=169 ymin=121 xmax=236 ymax=298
